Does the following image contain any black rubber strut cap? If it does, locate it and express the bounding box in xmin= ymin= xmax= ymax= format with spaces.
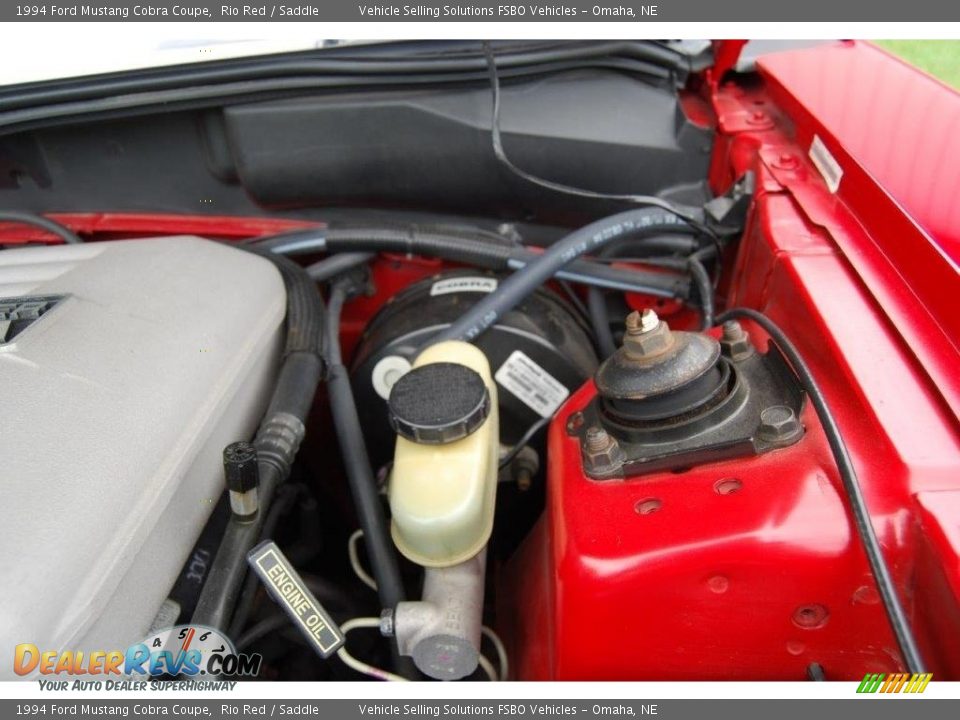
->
xmin=388 ymin=362 xmax=490 ymax=445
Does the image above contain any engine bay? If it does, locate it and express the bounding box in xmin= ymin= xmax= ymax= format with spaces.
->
xmin=1 ymin=40 xmax=958 ymax=683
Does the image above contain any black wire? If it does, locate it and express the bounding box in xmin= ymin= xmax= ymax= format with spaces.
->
xmin=556 ymin=279 xmax=595 ymax=336
xmin=0 ymin=56 xmax=678 ymax=136
xmin=691 ymin=242 xmax=724 ymax=288
xmin=482 ymin=43 xmax=718 ymax=240
xmin=0 ymin=210 xmax=82 ymax=245
xmin=586 ymin=231 xmax=712 ymax=354
xmin=587 ymin=287 xmax=618 ymax=360
xmin=227 ymin=484 xmax=303 ymax=640
xmin=499 ymin=416 xmax=551 ymax=470
xmin=236 ymin=614 xmax=291 ymax=652
xmin=717 ymin=307 xmax=925 ymax=674
xmin=686 ymin=256 xmax=714 ymax=330
xmin=235 ymin=575 xmax=358 ymax=651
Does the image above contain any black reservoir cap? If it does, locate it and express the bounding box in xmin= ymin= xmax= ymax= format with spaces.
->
xmin=388 ymin=362 xmax=490 ymax=445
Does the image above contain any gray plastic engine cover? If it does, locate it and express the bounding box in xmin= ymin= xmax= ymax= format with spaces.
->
xmin=0 ymin=237 xmax=285 ymax=676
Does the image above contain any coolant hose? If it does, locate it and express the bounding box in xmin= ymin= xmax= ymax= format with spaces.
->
xmin=192 ymin=251 xmax=325 ymax=632
xmin=430 ymin=207 xmax=693 ymax=345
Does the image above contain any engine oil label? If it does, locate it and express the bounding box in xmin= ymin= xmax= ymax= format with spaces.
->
xmin=247 ymin=541 xmax=344 ymax=658
xmin=809 ymin=135 xmax=843 ymax=193
xmin=430 ymin=276 xmax=498 ymax=296
xmin=495 ymin=350 xmax=569 ymax=418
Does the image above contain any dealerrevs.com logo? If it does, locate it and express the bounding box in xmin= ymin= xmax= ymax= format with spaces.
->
xmin=14 ymin=625 xmax=261 ymax=678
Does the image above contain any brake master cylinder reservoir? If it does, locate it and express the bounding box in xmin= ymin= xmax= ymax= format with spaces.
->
xmin=388 ymin=341 xmax=499 ymax=566
xmin=386 ymin=341 xmax=499 ymax=679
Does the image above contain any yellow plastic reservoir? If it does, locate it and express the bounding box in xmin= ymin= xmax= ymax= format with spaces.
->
xmin=388 ymin=341 xmax=499 ymax=567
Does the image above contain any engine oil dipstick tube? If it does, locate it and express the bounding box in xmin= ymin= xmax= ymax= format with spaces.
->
xmin=192 ymin=251 xmax=325 ymax=634
xmin=223 ymin=442 xmax=260 ymax=520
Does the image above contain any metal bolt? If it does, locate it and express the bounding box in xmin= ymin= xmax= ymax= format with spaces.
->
xmin=585 ymin=426 xmax=611 ymax=452
xmin=758 ymin=405 xmax=803 ymax=446
xmin=722 ymin=320 xmax=743 ymax=340
xmin=582 ymin=426 xmax=625 ymax=477
xmin=625 ymin=309 xmax=660 ymax=335
xmin=509 ymin=446 xmax=539 ymax=492
xmin=497 ymin=223 xmax=522 ymax=244
xmin=622 ymin=309 xmax=674 ymax=360
xmin=566 ymin=411 xmax=585 ymax=434
xmin=516 ymin=467 xmax=533 ymax=492
xmin=720 ymin=320 xmax=754 ymax=361
xmin=776 ymin=152 xmax=799 ymax=170
xmin=641 ymin=309 xmax=660 ymax=332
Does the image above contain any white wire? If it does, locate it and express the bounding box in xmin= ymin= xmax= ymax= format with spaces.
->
xmin=348 ymin=529 xmax=379 ymax=591
xmin=337 ymin=617 xmax=408 ymax=682
xmin=477 ymin=655 xmax=498 ymax=682
xmin=349 ymin=532 xmax=510 ymax=682
xmin=482 ymin=626 xmax=509 ymax=681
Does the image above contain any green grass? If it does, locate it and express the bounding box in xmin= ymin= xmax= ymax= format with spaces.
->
xmin=874 ymin=40 xmax=960 ymax=90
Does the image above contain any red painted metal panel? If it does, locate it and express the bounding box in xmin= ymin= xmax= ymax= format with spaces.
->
xmin=0 ymin=212 xmax=318 ymax=243
xmin=757 ymin=41 xmax=960 ymax=254
xmin=913 ymin=491 xmax=960 ymax=678
xmin=754 ymin=42 xmax=960 ymax=419
xmin=506 ymin=44 xmax=960 ymax=680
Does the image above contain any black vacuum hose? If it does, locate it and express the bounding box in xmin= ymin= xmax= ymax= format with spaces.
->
xmin=256 ymin=225 xmax=688 ymax=300
xmin=430 ymin=207 xmax=693 ymax=346
xmin=324 ymin=281 xmax=408 ymax=613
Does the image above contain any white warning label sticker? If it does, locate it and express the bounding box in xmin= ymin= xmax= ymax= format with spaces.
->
xmin=495 ymin=350 xmax=569 ymax=418
xmin=430 ymin=276 xmax=498 ymax=296
xmin=809 ymin=134 xmax=843 ymax=194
